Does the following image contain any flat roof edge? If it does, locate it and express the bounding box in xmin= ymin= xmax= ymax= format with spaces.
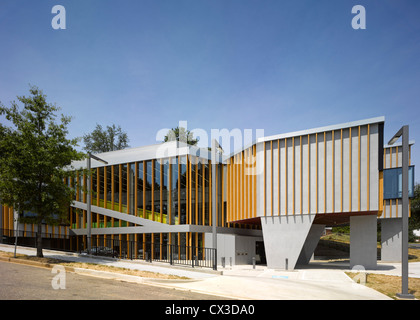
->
xmin=69 ymin=140 xmax=224 ymax=170
xmin=258 ymin=116 xmax=385 ymax=143
xmin=223 ymin=116 xmax=386 ymax=160
xmin=384 ymin=139 xmax=415 ymax=149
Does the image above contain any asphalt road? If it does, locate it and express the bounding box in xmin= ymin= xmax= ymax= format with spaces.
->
xmin=0 ymin=261 xmax=231 ymax=300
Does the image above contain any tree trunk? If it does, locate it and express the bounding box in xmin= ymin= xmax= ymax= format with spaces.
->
xmin=36 ymin=222 xmax=43 ymax=257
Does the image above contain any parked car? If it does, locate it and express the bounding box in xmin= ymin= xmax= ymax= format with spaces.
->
xmin=81 ymin=246 xmax=118 ymax=257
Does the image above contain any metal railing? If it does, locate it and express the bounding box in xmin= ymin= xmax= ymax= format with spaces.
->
xmin=78 ymin=237 xmax=217 ymax=270
xmin=0 ymin=228 xmax=71 ymax=252
xmin=153 ymin=243 xmax=217 ymax=270
xmin=0 ymin=230 xmax=217 ymax=270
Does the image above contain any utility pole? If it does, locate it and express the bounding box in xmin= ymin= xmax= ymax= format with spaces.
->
xmin=388 ymin=125 xmax=414 ymax=299
xmin=211 ymin=139 xmax=219 ymax=270
xmin=86 ymin=153 xmax=108 ymax=254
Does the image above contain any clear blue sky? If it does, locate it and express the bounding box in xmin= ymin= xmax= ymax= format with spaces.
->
xmin=1 ymin=0 xmax=419 ymax=181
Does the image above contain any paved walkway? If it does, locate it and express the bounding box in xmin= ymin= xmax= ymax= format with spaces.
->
xmin=3 ymin=244 xmax=417 ymax=300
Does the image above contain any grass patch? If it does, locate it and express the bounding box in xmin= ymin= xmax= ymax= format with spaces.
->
xmin=321 ymin=233 xmax=420 ymax=262
xmin=0 ymin=251 xmax=189 ymax=280
xmin=408 ymin=248 xmax=420 ymax=262
xmin=346 ymin=272 xmax=420 ymax=300
xmin=322 ymin=233 xmax=350 ymax=244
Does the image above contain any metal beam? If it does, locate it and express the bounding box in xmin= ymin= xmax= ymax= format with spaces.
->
xmin=388 ymin=125 xmax=414 ymax=299
xmin=211 ymin=139 xmax=218 ymax=269
xmin=86 ymin=153 xmax=108 ymax=254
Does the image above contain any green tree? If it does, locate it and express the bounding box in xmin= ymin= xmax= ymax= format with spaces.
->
xmin=0 ymin=86 xmax=83 ymax=257
xmin=83 ymin=124 xmax=129 ymax=153
xmin=164 ymin=126 xmax=199 ymax=146
xmin=409 ymin=183 xmax=420 ymax=242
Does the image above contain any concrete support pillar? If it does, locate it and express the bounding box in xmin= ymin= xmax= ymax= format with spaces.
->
xmin=261 ymin=214 xmax=315 ymax=270
xmin=381 ymin=218 xmax=402 ymax=262
xmin=350 ymin=215 xmax=377 ymax=269
xmin=205 ymin=233 xmax=235 ymax=266
xmin=297 ymin=224 xmax=326 ymax=265
xmin=205 ymin=233 xmax=263 ymax=266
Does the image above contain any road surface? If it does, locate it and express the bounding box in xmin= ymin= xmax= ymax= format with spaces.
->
xmin=0 ymin=260 xmax=231 ymax=300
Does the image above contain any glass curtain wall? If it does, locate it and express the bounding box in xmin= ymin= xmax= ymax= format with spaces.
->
xmin=204 ymin=163 xmax=210 ymax=226
xmin=137 ymin=162 xmax=144 ymax=217
xmin=171 ymin=157 xmax=178 ymax=225
xmin=121 ymin=164 xmax=128 ymax=213
xmin=145 ymin=161 xmax=153 ymax=219
xmin=154 ymin=160 xmax=160 ymax=222
xmin=99 ymin=167 xmax=105 ymax=206
xmin=190 ymin=156 xmax=196 ymax=225
xmin=197 ymin=162 xmax=202 ymax=225
xmin=129 ymin=163 xmax=135 ymax=215
xmin=180 ymin=156 xmax=187 ymax=224
xmin=91 ymin=168 xmax=97 ymax=204
xmin=77 ymin=172 xmax=83 ymax=202
xmin=69 ymin=156 xmax=231 ymax=264
xmin=113 ymin=165 xmax=119 ymax=211
xmin=162 ymin=159 xmax=169 ymax=223
xmin=70 ymin=156 xmax=227 ymax=229
xmin=106 ymin=166 xmax=112 ymax=209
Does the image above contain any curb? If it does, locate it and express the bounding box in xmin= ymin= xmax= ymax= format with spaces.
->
xmin=0 ymin=244 xmax=222 ymax=277
xmin=0 ymin=255 xmax=240 ymax=300
xmin=0 ymin=255 xmax=200 ymax=285
xmin=0 ymin=255 xmax=76 ymax=273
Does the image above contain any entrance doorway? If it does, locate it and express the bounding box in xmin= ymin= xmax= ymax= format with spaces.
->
xmin=256 ymin=241 xmax=266 ymax=264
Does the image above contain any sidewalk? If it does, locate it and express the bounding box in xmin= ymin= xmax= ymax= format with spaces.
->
xmin=0 ymin=244 xmax=217 ymax=280
xmin=372 ymin=261 xmax=420 ymax=279
xmin=0 ymin=244 xmax=396 ymax=300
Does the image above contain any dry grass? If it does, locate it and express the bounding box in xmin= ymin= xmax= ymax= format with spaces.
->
xmin=0 ymin=251 xmax=189 ymax=280
xmin=322 ymin=233 xmax=351 ymax=243
xmin=321 ymin=233 xmax=420 ymax=299
xmin=321 ymin=233 xmax=420 ymax=262
xmin=408 ymin=248 xmax=420 ymax=262
xmin=347 ymin=272 xmax=420 ymax=300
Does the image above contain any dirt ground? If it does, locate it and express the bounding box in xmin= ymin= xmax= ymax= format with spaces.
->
xmin=0 ymin=251 xmax=189 ymax=280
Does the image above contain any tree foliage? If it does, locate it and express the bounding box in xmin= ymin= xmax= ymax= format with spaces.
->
xmin=409 ymin=183 xmax=420 ymax=241
xmin=0 ymin=86 xmax=84 ymax=257
xmin=163 ymin=126 xmax=199 ymax=146
xmin=83 ymin=123 xmax=129 ymax=154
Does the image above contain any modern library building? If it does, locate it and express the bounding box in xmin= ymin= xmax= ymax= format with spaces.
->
xmin=0 ymin=116 xmax=415 ymax=270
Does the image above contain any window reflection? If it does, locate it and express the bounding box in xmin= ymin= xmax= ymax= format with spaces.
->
xmin=180 ymin=156 xmax=187 ymax=224
xmin=99 ymin=167 xmax=104 ymax=204
xmin=129 ymin=163 xmax=135 ymax=215
xmin=137 ymin=162 xmax=144 ymax=217
xmin=121 ymin=164 xmax=127 ymax=213
xmin=154 ymin=160 xmax=160 ymax=221
xmin=145 ymin=161 xmax=152 ymax=219
xmin=162 ymin=159 xmax=169 ymax=222
xmin=172 ymin=157 xmax=178 ymax=225
xmin=383 ymin=166 xmax=415 ymax=199
xmin=113 ymin=165 xmax=119 ymax=211
xmin=78 ymin=156 xmax=224 ymax=227
xmin=106 ymin=166 xmax=112 ymax=209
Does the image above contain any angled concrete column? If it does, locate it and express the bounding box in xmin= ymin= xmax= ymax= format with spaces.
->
xmin=381 ymin=218 xmax=402 ymax=262
xmin=297 ymin=224 xmax=326 ymax=265
xmin=350 ymin=215 xmax=377 ymax=269
xmin=261 ymin=214 xmax=315 ymax=270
